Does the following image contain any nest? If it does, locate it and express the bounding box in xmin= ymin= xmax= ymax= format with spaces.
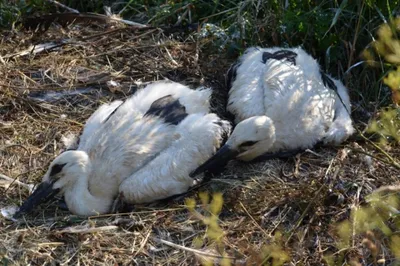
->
xmin=0 ymin=19 xmax=399 ymax=265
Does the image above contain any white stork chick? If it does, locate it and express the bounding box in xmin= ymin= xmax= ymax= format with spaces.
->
xmin=15 ymin=81 xmax=231 ymax=217
xmin=190 ymin=47 xmax=354 ymax=177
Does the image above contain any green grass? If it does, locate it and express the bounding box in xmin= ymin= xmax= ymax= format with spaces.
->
xmin=2 ymin=0 xmax=399 ymax=107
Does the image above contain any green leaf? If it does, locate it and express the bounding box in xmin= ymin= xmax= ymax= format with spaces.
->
xmin=323 ymin=0 xmax=348 ymax=38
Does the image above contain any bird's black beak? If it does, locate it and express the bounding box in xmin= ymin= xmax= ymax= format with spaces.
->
xmin=14 ymin=180 xmax=60 ymax=218
xmin=190 ymin=145 xmax=239 ymax=178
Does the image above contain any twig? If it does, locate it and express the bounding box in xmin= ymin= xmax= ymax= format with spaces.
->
xmin=347 ymin=1 xmax=364 ymax=71
xmin=0 ymin=173 xmax=34 ymax=192
xmin=174 ymin=4 xmax=191 ymax=26
xmin=37 ymin=242 xmax=65 ymax=247
xmin=133 ymin=229 xmax=151 ymax=256
xmin=6 ymin=28 xmax=126 ymax=59
xmin=0 ymin=54 xmax=6 ymax=65
xmin=347 ymin=146 xmax=399 ymax=169
xmin=0 ymin=144 xmax=30 ymax=154
xmin=4 ymin=41 xmax=69 ymax=58
xmin=101 ymin=13 xmax=148 ymax=28
xmin=45 ymin=0 xmax=79 ymax=13
xmin=304 ymin=149 xmax=324 ymax=157
xmin=164 ymin=47 xmax=179 ymax=66
xmin=88 ymin=207 xmax=185 ymax=219
xmin=355 ymin=128 xmax=400 ymax=170
xmin=81 ymin=28 xmax=158 ymax=52
xmin=285 ymin=184 xmax=326 ymax=245
xmin=57 ymin=225 xmax=118 ymax=234
xmin=239 ymin=201 xmax=270 ymax=238
xmin=200 ymin=6 xmax=239 ymax=20
xmin=81 ymin=28 xmax=126 ymax=41
xmin=154 ymin=237 xmax=237 ymax=260
xmin=15 ymin=214 xmax=85 ymax=226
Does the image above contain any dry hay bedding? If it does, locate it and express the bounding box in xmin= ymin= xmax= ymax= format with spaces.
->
xmin=0 ymin=21 xmax=399 ymax=265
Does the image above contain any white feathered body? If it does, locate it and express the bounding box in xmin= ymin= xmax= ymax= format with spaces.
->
xmin=228 ymin=47 xmax=354 ymax=154
xmin=50 ymin=81 xmax=231 ymax=215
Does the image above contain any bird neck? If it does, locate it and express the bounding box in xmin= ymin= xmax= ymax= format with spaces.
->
xmin=64 ymin=161 xmax=112 ymax=216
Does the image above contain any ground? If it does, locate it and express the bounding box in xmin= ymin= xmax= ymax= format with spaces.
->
xmin=0 ymin=19 xmax=400 ymax=265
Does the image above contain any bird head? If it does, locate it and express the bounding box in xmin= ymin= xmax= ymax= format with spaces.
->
xmin=190 ymin=116 xmax=275 ymax=177
xmin=14 ymin=150 xmax=90 ymax=217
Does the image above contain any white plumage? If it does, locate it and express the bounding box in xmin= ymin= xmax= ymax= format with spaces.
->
xmin=190 ymin=47 xmax=354 ymax=176
xmin=16 ymin=81 xmax=231 ymax=216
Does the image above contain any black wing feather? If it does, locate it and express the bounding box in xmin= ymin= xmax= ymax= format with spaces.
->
xmin=320 ymin=71 xmax=338 ymax=92
xmin=226 ymin=62 xmax=241 ymax=90
xmin=145 ymin=95 xmax=188 ymax=125
xmin=103 ymin=101 xmax=124 ymax=123
xmin=262 ymin=50 xmax=297 ymax=65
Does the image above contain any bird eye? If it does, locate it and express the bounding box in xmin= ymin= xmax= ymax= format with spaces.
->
xmin=49 ymin=163 xmax=67 ymax=177
xmin=239 ymin=141 xmax=258 ymax=147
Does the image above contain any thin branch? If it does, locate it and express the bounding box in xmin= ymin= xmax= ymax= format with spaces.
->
xmin=45 ymin=0 xmax=79 ymax=13
xmin=286 ymin=184 xmax=326 ymax=245
xmin=239 ymin=201 xmax=270 ymax=238
xmin=133 ymin=229 xmax=151 ymax=256
xmin=356 ymin=128 xmax=400 ymax=170
xmin=0 ymin=173 xmax=34 ymax=192
xmin=347 ymin=146 xmax=400 ymax=169
xmin=57 ymin=225 xmax=118 ymax=234
xmin=154 ymin=238 xmax=237 ymax=260
xmin=347 ymin=1 xmax=365 ymax=71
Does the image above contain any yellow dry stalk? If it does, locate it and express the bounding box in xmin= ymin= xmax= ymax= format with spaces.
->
xmin=373 ymin=18 xmax=400 ymax=65
xmin=259 ymin=232 xmax=290 ymax=266
xmin=384 ymin=67 xmax=400 ymax=105
xmin=367 ymin=108 xmax=400 ymax=145
xmin=352 ymin=206 xmax=392 ymax=235
xmin=186 ymin=193 xmax=291 ymax=265
xmin=260 ymin=245 xmax=290 ymax=266
xmin=352 ymin=192 xmax=399 ymax=236
xmin=185 ymin=197 xmax=196 ymax=212
xmin=336 ymin=220 xmax=352 ymax=249
xmin=328 ymin=192 xmax=400 ymax=261
xmin=365 ymin=19 xmax=400 ymax=143
xmin=185 ymin=193 xmax=227 ymax=265
xmin=385 ymin=67 xmax=400 ymax=91
xmin=391 ymin=235 xmax=400 ymax=258
xmin=374 ymin=19 xmax=400 ymax=104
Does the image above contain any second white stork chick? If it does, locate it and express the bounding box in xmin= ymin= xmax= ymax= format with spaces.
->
xmin=191 ymin=47 xmax=354 ymax=177
xmin=15 ymin=81 xmax=231 ymax=217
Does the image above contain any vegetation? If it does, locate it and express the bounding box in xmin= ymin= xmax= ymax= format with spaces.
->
xmin=1 ymin=0 xmax=400 ymax=265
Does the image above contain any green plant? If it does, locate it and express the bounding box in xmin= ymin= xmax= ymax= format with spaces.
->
xmin=0 ymin=0 xmax=56 ymax=28
xmin=185 ymin=192 xmax=229 ymax=265
xmin=325 ymin=191 xmax=400 ymax=265
xmin=323 ymin=17 xmax=400 ymax=264
xmin=365 ymin=18 xmax=400 ymax=145
xmin=185 ymin=193 xmax=289 ymax=266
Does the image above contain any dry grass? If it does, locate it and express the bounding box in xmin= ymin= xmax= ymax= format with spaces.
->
xmin=1 ymin=21 xmax=399 ymax=265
